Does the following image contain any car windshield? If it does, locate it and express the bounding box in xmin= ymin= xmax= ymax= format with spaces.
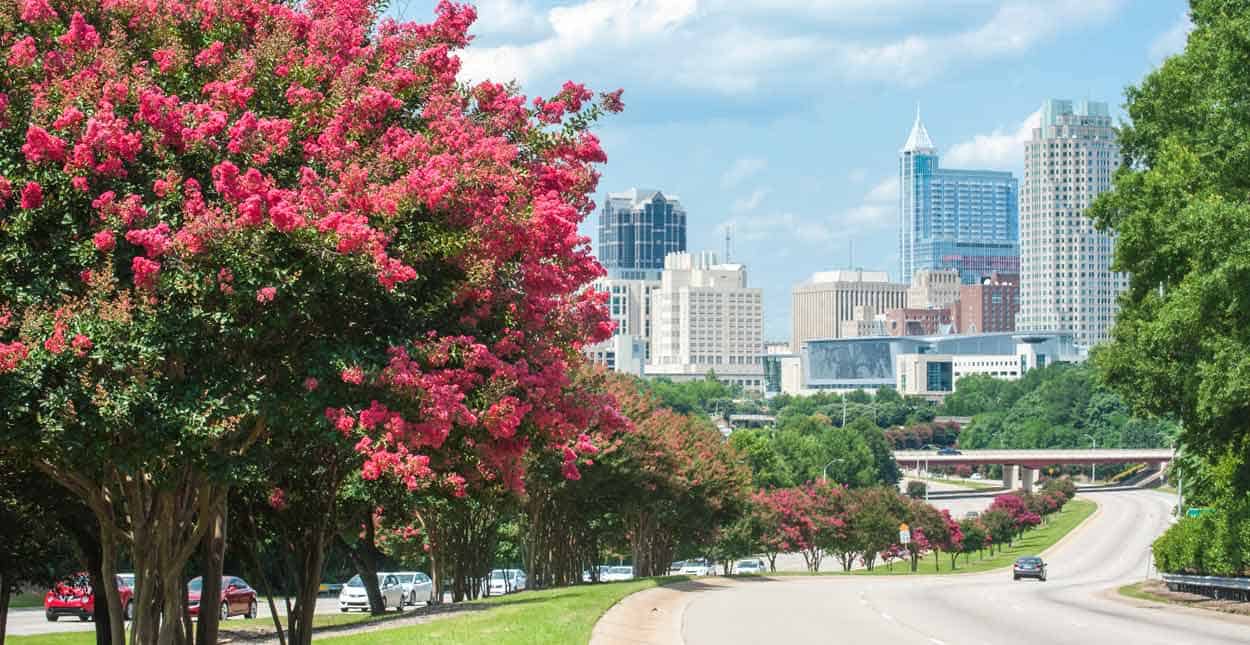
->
xmin=610 ymin=567 xmax=632 ymax=574
xmin=687 ymin=559 xmax=706 ymax=566
xmin=1017 ymin=558 xmax=1041 ymax=565
xmin=346 ymin=575 xmax=363 ymax=588
xmin=490 ymin=571 xmax=507 ymax=581
xmin=118 ymin=574 xmax=135 ymax=587
xmin=187 ymin=578 xmax=202 ymax=592
xmin=736 ymin=560 xmax=757 ymax=567
xmin=397 ymin=574 xmax=415 ymax=584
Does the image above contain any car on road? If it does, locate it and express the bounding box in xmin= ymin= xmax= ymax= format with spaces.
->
xmin=45 ymin=573 xmax=136 ymax=622
xmin=338 ymin=573 xmax=405 ymax=612
xmin=602 ymin=566 xmax=635 ymax=582
xmin=386 ymin=571 xmax=434 ymax=606
xmin=668 ymin=561 xmax=685 ymax=574
xmin=937 ymin=447 xmax=962 ymax=455
xmin=969 ymin=473 xmax=984 ymax=480
xmin=1012 ymin=556 xmax=1047 ymax=582
xmin=583 ymin=565 xmax=612 ymax=582
xmin=733 ymin=559 xmax=766 ymax=575
xmin=681 ymin=559 xmax=712 ymax=576
xmin=187 ymin=576 xmax=258 ymax=620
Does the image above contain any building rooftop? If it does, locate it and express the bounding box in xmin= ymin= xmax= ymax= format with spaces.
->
xmin=606 ymin=187 xmax=683 ymax=207
xmin=804 ymin=269 xmax=893 ymax=285
xmin=901 ymin=106 xmax=935 ymax=153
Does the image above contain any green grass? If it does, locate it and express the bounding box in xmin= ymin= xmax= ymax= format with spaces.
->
xmin=1118 ymin=581 xmax=1168 ymax=603
xmin=6 ymin=634 xmax=92 ymax=645
xmin=850 ymin=499 xmax=1097 ymax=576
xmin=323 ymin=577 xmax=687 ymax=645
xmin=1155 ymin=485 xmax=1178 ymax=495
xmin=920 ymin=476 xmax=1001 ymax=491
xmin=9 ymin=593 xmax=44 ymax=608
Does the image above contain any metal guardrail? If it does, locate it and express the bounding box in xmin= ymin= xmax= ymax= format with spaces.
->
xmin=1161 ymin=573 xmax=1250 ymax=601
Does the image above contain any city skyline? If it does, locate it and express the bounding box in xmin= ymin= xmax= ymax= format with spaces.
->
xmin=395 ymin=0 xmax=1192 ymax=338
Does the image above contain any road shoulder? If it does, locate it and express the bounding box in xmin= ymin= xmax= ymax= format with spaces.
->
xmin=589 ymin=577 xmax=738 ymax=645
xmin=1106 ymin=582 xmax=1250 ymax=627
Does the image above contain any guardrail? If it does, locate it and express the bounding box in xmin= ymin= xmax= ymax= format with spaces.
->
xmin=1161 ymin=573 xmax=1250 ymax=602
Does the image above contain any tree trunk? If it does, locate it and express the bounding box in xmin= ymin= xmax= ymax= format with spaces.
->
xmin=0 ymin=574 xmax=11 ymax=645
xmin=62 ymin=515 xmax=114 ymax=645
xmin=238 ymin=515 xmax=285 ymax=645
xmin=287 ymin=527 xmax=328 ymax=645
xmin=339 ymin=522 xmax=385 ymax=615
xmin=196 ymin=504 xmax=226 ymax=645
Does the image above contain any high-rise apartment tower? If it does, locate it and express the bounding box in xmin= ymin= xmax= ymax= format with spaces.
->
xmin=1018 ymin=99 xmax=1126 ymax=346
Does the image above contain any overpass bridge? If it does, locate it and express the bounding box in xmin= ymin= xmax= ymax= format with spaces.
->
xmin=893 ymin=449 xmax=1174 ymax=493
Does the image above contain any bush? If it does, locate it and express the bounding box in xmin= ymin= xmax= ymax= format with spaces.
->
xmin=906 ymin=481 xmax=927 ymax=499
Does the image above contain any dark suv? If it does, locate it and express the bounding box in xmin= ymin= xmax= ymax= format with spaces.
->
xmin=1013 ymin=556 xmax=1047 ymax=581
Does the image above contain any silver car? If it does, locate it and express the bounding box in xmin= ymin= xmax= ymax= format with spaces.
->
xmin=338 ymin=574 xmax=405 ymax=612
xmin=386 ymin=571 xmax=434 ymax=606
xmin=733 ymin=559 xmax=766 ymax=574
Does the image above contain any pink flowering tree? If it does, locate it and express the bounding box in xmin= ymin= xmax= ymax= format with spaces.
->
xmin=0 ymin=2 xmax=621 ymax=644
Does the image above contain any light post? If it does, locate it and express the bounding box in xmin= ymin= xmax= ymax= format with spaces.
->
xmin=1082 ymin=434 xmax=1096 ymax=482
xmin=823 ymin=458 xmax=845 ymax=483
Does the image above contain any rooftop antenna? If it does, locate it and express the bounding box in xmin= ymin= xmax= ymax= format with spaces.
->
xmin=723 ymin=224 xmax=732 ymax=263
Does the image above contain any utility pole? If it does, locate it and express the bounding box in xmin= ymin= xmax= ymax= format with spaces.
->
xmin=1083 ymin=434 xmax=1096 ymax=482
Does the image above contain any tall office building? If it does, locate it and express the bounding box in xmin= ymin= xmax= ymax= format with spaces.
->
xmin=582 ymin=276 xmax=661 ymax=375
xmin=647 ymin=252 xmax=765 ymax=391
xmin=598 ymin=188 xmax=687 ymax=279
xmin=791 ymin=270 xmax=908 ymax=351
xmin=899 ymin=111 xmax=1019 ymax=285
xmin=907 ymin=268 xmax=961 ymax=309
xmin=1018 ymin=99 xmax=1126 ymax=347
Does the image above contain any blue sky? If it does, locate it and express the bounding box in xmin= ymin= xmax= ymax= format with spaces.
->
xmin=391 ymin=0 xmax=1192 ymax=339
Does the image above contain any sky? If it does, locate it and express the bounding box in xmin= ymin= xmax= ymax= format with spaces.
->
xmin=390 ymin=0 xmax=1193 ymax=340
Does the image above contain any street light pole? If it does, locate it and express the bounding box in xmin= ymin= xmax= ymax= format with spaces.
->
xmin=1082 ymin=434 xmax=1096 ymax=482
xmin=823 ymin=458 xmax=845 ymax=483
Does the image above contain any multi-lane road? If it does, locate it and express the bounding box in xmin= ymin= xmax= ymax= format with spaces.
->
xmin=684 ymin=489 xmax=1250 ymax=645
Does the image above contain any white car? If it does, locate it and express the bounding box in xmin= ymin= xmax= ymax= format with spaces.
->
xmin=338 ymin=573 xmax=405 ymax=612
xmin=733 ymin=559 xmax=766 ymax=574
xmin=602 ymin=566 xmax=635 ymax=582
xmin=486 ymin=569 xmax=527 ymax=596
xmin=386 ymin=571 xmax=434 ymax=606
xmin=583 ymin=565 xmax=612 ymax=582
xmin=970 ymin=473 xmax=984 ymax=480
xmin=681 ymin=559 xmax=712 ymax=576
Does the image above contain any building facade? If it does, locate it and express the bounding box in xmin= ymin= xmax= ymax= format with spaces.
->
xmin=907 ymin=268 xmax=961 ymax=309
xmin=791 ymin=270 xmax=908 ymax=351
xmin=598 ymin=188 xmax=687 ymax=277
xmin=957 ymin=272 xmax=1019 ymax=334
xmin=899 ymin=111 xmax=1019 ymax=285
xmin=883 ymin=307 xmax=953 ymax=337
xmin=647 ymin=252 xmax=765 ymax=391
xmin=1018 ymin=99 xmax=1126 ymax=347
xmin=581 ymin=276 xmax=661 ymax=375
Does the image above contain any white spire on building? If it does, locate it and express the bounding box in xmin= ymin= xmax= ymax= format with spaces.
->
xmin=901 ymin=105 xmax=935 ymax=153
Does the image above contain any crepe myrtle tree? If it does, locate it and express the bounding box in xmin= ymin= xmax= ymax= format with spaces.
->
xmin=0 ymin=2 xmax=622 ymax=644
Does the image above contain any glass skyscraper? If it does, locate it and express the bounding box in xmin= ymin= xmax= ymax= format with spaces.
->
xmin=598 ymin=188 xmax=687 ymax=279
xmin=898 ymin=111 xmax=1019 ymax=285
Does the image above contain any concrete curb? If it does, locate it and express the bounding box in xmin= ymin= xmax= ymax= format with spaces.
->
xmin=589 ymin=577 xmax=738 ymax=645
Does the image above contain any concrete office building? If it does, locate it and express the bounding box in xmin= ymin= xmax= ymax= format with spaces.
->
xmin=895 ymin=336 xmax=1068 ymax=402
xmin=899 ymin=111 xmax=1020 ymax=285
xmin=957 ymin=272 xmax=1019 ymax=334
xmin=791 ymin=270 xmax=908 ymax=351
xmin=907 ymin=268 xmax=961 ymax=309
xmin=598 ymin=188 xmax=687 ymax=279
xmin=1018 ymin=99 xmax=1127 ymax=347
xmin=647 ymin=252 xmax=765 ymax=391
xmin=581 ymin=276 xmax=661 ymax=375
xmin=840 ymin=305 xmax=888 ymax=338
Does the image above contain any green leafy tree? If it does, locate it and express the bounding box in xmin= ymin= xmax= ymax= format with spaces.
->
xmin=1086 ymin=0 xmax=1250 ymax=492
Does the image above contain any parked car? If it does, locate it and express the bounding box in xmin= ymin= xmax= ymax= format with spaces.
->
xmin=338 ymin=574 xmax=405 ymax=612
xmin=601 ymin=566 xmax=635 ymax=582
xmin=486 ymin=569 xmax=528 ymax=595
xmin=187 ymin=576 xmax=258 ymax=620
xmin=45 ymin=573 xmax=136 ymax=622
xmin=583 ymin=565 xmax=613 ymax=582
xmin=386 ymin=571 xmax=434 ymax=606
xmin=937 ymin=447 xmax=962 ymax=455
xmin=668 ymin=561 xmax=685 ymax=574
xmin=969 ymin=473 xmax=984 ymax=480
xmin=1013 ymin=556 xmax=1047 ymax=582
xmin=733 ymin=559 xmax=766 ymax=575
xmin=681 ymin=559 xmax=712 ymax=576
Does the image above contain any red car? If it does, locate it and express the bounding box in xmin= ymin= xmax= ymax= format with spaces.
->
xmin=187 ymin=576 xmax=258 ymax=620
xmin=45 ymin=573 xmax=135 ymax=622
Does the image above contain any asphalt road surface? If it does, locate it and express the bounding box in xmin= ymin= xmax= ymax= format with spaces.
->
xmin=685 ymin=489 xmax=1250 ymax=645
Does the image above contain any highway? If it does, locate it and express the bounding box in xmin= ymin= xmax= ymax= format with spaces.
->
xmin=683 ymin=489 xmax=1250 ymax=645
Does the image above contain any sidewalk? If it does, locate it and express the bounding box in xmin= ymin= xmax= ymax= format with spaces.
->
xmin=589 ymin=577 xmax=738 ymax=645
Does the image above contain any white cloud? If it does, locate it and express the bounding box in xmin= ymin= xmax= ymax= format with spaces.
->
xmin=732 ymin=188 xmax=770 ymax=213
xmin=1150 ymin=13 xmax=1192 ymax=64
xmin=455 ymin=0 xmax=1125 ymax=95
xmin=944 ymin=109 xmax=1041 ymax=170
xmin=721 ymin=157 xmax=767 ymax=189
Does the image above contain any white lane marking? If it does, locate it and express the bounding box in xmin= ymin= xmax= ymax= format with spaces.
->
xmin=880 ymin=612 xmax=895 ymax=622
xmin=930 ymin=639 xmax=947 ymax=645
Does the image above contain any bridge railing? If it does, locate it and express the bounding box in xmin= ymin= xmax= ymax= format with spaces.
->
xmin=1161 ymin=573 xmax=1250 ymax=602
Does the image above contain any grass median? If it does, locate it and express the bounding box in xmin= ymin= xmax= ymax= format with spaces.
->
xmin=852 ymin=498 xmax=1098 ymax=576
xmin=322 ymin=577 xmax=686 ymax=645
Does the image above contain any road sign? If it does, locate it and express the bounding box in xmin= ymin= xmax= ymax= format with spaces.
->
xmin=899 ymin=522 xmax=910 ymax=545
xmin=1186 ymin=507 xmax=1212 ymax=518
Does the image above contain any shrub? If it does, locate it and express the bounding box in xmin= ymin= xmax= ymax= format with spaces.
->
xmin=906 ymin=481 xmax=927 ymax=499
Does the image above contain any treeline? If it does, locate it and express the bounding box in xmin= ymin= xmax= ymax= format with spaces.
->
xmin=944 ymin=364 xmax=1176 ymax=450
